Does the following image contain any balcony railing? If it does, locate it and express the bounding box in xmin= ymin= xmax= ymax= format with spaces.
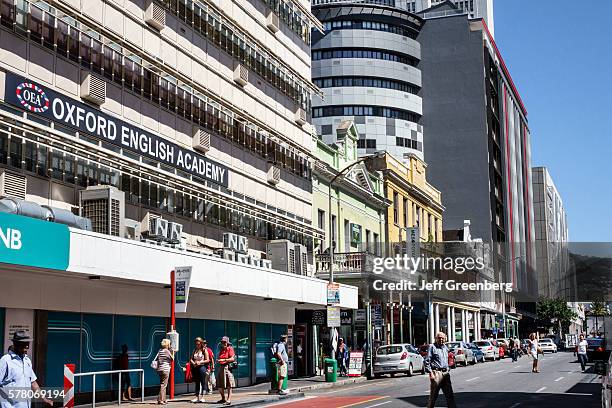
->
xmin=315 ymin=252 xmax=370 ymax=274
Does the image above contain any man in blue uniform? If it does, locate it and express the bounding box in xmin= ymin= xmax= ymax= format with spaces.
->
xmin=0 ymin=331 xmax=52 ymax=408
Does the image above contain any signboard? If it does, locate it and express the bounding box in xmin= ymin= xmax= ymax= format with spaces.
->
xmin=407 ymin=227 xmax=420 ymax=259
xmin=327 ymin=306 xmax=341 ymax=328
xmin=0 ymin=212 xmax=70 ymax=270
xmin=340 ymin=310 xmax=352 ymax=326
xmin=348 ymin=351 xmax=363 ymax=377
xmin=350 ymin=223 xmax=361 ymax=246
xmin=287 ymin=325 xmax=294 ymax=376
xmin=4 ymin=73 xmax=230 ymax=187
xmin=174 ymin=266 xmax=192 ymax=313
xmin=311 ymin=310 xmax=326 ymax=326
xmin=354 ymin=309 xmax=366 ymax=328
xmin=327 ymin=283 xmax=340 ymax=305
xmin=372 ymin=304 xmax=383 ymax=330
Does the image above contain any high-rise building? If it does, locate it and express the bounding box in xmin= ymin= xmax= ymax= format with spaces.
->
xmin=0 ymin=0 xmax=358 ymax=391
xmin=410 ymin=0 xmax=494 ymax=37
xmin=419 ymin=7 xmax=536 ymax=300
xmin=532 ymin=167 xmax=570 ymax=299
xmin=310 ymin=1 xmax=425 ymax=162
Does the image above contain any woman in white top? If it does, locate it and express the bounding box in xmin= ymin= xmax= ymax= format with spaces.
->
xmin=190 ymin=337 xmax=211 ymax=403
xmin=528 ymin=333 xmax=540 ymax=373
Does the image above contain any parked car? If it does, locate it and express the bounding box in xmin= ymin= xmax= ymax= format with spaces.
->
xmin=473 ymin=340 xmax=499 ymax=361
xmin=495 ymin=339 xmax=509 ymax=358
xmin=446 ymin=341 xmax=476 ymax=366
xmin=492 ymin=340 xmax=505 ymax=358
xmin=418 ymin=344 xmax=429 ymax=358
xmin=373 ymin=344 xmax=425 ymax=377
xmin=539 ymin=338 xmax=558 ymax=353
xmin=448 ymin=349 xmax=456 ymax=368
xmin=468 ymin=343 xmax=486 ymax=363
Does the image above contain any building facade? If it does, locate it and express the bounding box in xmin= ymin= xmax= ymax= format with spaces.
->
xmin=410 ymin=0 xmax=494 ymax=36
xmin=532 ymin=167 xmax=569 ymax=299
xmin=0 ymin=0 xmax=360 ymax=397
xmin=420 ymin=9 xmax=537 ymax=304
xmin=310 ymin=2 xmax=425 ymax=161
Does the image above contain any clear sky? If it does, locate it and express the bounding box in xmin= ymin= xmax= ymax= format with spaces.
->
xmin=493 ymin=0 xmax=612 ymax=242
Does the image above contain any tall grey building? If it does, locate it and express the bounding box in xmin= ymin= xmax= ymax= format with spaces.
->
xmin=310 ymin=1 xmax=425 ymax=162
xmin=532 ymin=167 xmax=570 ymax=299
xmin=408 ymin=0 xmax=494 ymax=37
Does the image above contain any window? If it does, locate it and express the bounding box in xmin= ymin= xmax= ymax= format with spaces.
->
xmin=373 ymin=232 xmax=379 ymax=255
xmin=365 ymin=229 xmax=371 ymax=253
xmin=403 ymin=198 xmax=408 ymax=227
xmin=312 ymin=48 xmax=419 ymax=67
xmin=393 ymin=192 xmax=399 ymax=225
xmin=317 ymin=209 xmax=325 ymax=230
xmin=415 ymin=205 xmax=420 ymax=227
xmin=331 ymin=215 xmax=337 ymax=248
xmin=366 ymin=139 xmax=376 ymax=149
xmin=321 ymin=19 xmax=419 ymax=39
xmin=312 ymin=105 xmax=420 ymax=123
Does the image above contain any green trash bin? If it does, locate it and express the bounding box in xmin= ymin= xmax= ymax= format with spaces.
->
xmin=324 ymin=358 xmax=337 ymax=383
xmin=269 ymin=358 xmax=288 ymax=393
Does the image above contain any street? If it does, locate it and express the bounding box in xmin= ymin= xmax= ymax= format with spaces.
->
xmin=262 ymin=352 xmax=602 ymax=408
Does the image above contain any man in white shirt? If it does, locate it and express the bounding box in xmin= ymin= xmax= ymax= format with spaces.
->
xmin=576 ymin=334 xmax=588 ymax=372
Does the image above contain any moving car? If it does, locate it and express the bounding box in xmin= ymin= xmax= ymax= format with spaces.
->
xmin=446 ymin=341 xmax=476 ymax=366
xmin=473 ymin=340 xmax=499 ymax=361
xmin=539 ymin=338 xmax=558 ymax=353
xmin=468 ymin=343 xmax=486 ymax=363
xmin=374 ymin=344 xmax=425 ymax=377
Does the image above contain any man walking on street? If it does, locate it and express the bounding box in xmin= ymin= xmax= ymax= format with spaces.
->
xmin=424 ymin=332 xmax=457 ymax=408
xmin=273 ymin=335 xmax=289 ymax=395
xmin=577 ymin=334 xmax=588 ymax=372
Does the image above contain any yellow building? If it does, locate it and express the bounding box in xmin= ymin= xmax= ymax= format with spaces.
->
xmin=367 ymin=152 xmax=444 ymax=252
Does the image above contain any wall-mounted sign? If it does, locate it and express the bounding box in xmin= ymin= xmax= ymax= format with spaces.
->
xmin=311 ymin=310 xmax=326 ymax=326
xmin=372 ymin=304 xmax=383 ymax=330
xmin=340 ymin=310 xmax=352 ymax=326
xmin=4 ymin=73 xmax=230 ymax=187
xmin=407 ymin=227 xmax=420 ymax=259
xmin=0 ymin=212 xmax=69 ymax=270
xmin=326 ymin=306 xmax=340 ymax=328
xmin=350 ymin=223 xmax=362 ymax=246
xmin=354 ymin=309 xmax=366 ymax=328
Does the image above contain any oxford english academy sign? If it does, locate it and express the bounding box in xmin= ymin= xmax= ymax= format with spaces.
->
xmin=5 ymin=73 xmax=230 ymax=187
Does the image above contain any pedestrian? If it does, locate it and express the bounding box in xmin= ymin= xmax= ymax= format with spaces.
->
xmin=273 ymin=335 xmax=289 ymax=395
xmin=203 ymin=339 xmax=215 ymax=394
xmin=424 ymin=332 xmax=456 ymax=408
xmin=216 ymin=336 xmax=236 ymax=405
xmin=528 ymin=333 xmax=540 ymax=373
xmin=153 ymin=339 xmax=174 ymax=405
xmin=0 ymin=330 xmax=53 ymax=408
xmin=119 ymin=344 xmax=135 ymax=401
xmin=190 ymin=337 xmax=210 ymax=403
xmin=337 ymin=339 xmax=348 ymax=377
xmin=576 ymin=334 xmax=588 ymax=372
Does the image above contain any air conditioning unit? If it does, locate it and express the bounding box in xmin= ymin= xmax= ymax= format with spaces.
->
xmin=148 ymin=217 xmax=167 ymax=240
xmin=294 ymin=243 xmax=308 ymax=276
xmin=192 ymin=127 xmax=211 ymax=153
xmin=214 ymin=248 xmax=235 ymax=261
xmin=223 ymin=232 xmax=248 ymax=253
xmin=266 ymin=10 xmax=280 ymax=33
xmin=124 ymin=218 xmax=141 ymax=240
xmin=233 ymin=64 xmax=249 ymax=86
xmin=80 ymin=73 xmax=106 ymax=105
xmin=79 ymin=185 xmax=125 ymax=236
xmin=267 ymin=165 xmax=281 ymax=185
xmin=295 ymin=108 xmax=307 ymax=125
xmin=141 ymin=211 xmax=162 ymax=236
xmin=266 ymin=240 xmax=297 ymax=274
xmin=145 ymin=0 xmax=166 ymax=30
xmin=0 ymin=171 xmax=26 ymax=200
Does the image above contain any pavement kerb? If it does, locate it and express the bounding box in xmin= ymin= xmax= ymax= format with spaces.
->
xmin=287 ymin=376 xmax=368 ymax=393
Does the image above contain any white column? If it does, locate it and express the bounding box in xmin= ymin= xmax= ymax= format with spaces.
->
xmin=428 ymin=302 xmax=435 ymax=343
xmin=446 ymin=306 xmax=452 ymax=341
xmin=434 ymin=303 xmax=440 ymax=335
xmin=461 ymin=309 xmax=467 ymax=341
xmin=450 ymin=307 xmax=455 ymax=341
xmin=466 ymin=312 xmax=472 ymax=343
xmin=475 ymin=311 xmax=481 ymax=340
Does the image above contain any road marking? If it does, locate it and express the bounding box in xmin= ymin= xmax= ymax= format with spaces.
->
xmin=337 ymin=396 xmax=387 ymax=408
xmin=363 ymin=401 xmax=391 ymax=408
xmin=509 ymin=403 xmax=521 ymax=408
xmin=536 ymin=387 xmax=546 ymax=393
xmin=465 ymin=377 xmax=480 ymax=382
xmin=563 ymin=393 xmax=593 ymax=396
xmin=554 ymin=376 xmax=564 ymax=382
xmin=493 ymin=369 xmax=505 ymax=373
xmin=324 ymin=383 xmax=378 ymax=394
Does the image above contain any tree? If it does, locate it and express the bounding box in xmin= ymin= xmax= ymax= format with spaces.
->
xmin=536 ymin=297 xmax=578 ymax=335
xmin=586 ymin=300 xmax=609 ymax=317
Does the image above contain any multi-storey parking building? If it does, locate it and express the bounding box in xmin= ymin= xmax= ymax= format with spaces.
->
xmin=310 ymin=0 xmax=425 ymax=162
xmin=0 ymin=0 xmax=358 ymax=396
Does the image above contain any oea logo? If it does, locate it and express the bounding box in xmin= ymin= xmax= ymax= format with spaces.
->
xmin=15 ymin=82 xmax=49 ymax=113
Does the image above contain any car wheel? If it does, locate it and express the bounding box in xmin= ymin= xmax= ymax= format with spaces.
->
xmin=407 ymin=364 xmax=413 ymax=377
xmin=374 ymin=373 xmax=382 ymax=379
xmin=390 ymin=372 xmax=396 ymax=377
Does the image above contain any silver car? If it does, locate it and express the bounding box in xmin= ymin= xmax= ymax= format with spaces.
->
xmin=446 ymin=341 xmax=476 ymax=366
xmin=538 ymin=338 xmax=558 ymax=353
xmin=473 ymin=340 xmax=499 ymax=361
xmin=373 ymin=344 xmax=425 ymax=377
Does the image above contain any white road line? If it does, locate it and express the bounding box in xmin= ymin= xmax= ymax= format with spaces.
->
xmin=509 ymin=403 xmax=521 ymax=408
xmin=493 ymin=370 xmax=505 ymax=374
xmin=563 ymin=392 xmax=593 ymax=396
xmin=554 ymin=376 xmax=564 ymax=382
xmin=536 ymin=387 xmax=546 ymax=393
xmin=364 ymin=401 xmax=392 ymax=408
xmin=465 ymin=377 xmax=480 ymax=382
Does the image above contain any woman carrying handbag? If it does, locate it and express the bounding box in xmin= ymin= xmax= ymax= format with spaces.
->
xmin=190 ymin=337 xmax=210 ymax=403
xmin=153 ymin=339 xmax=174 ymax=405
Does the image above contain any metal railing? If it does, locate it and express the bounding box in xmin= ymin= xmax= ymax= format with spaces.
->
xmin=73 ymin=368 xmax=144 ymax=407
xmin=315 ymin=252 xmax=369 ymax=274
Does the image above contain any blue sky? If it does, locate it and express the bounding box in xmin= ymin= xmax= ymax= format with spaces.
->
xmin=493 ymin=1 xmax=612 ymax=242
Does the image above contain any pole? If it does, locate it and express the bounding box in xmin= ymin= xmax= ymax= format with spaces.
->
xmin=170 ymin=269 xmax=176 ymax=400
xmin=366 ymin=301 xmax=373 ymax=379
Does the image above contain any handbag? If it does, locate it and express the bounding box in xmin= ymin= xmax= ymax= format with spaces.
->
xmin=150 ymin=351 xmax=159 ymax=370
xmin=184 ymin=363 xmax=193 ymax=383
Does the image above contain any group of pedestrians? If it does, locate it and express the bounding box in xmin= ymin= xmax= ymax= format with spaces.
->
xmin=152 ymin=336 xmax=236 ymax=405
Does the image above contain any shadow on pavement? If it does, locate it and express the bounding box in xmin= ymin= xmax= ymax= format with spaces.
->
xmin=398 ymin=386 xmax=601 ymax=408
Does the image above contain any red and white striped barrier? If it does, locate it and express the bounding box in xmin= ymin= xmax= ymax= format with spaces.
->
xmin=63 ymin=364 xmax=75 ymax=408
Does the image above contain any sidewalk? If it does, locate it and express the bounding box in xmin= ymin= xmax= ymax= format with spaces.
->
xmin=121 ymin=376 xmax=367 ymax=408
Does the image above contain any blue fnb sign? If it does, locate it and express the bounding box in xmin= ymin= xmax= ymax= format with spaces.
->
xmin=0 ymin=212 xmax=70 ymax=270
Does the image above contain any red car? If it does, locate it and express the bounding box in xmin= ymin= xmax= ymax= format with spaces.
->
xmin=491 ymin=340 xmax=505 ymax=358
xmin=418 ymin=344 xmax=456 ymax=368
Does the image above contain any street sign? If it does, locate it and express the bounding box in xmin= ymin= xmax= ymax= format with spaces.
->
xmin=174 ymin=266 xmax=192 ymax=313
xmin=354 ymin=309 xmax=367 ymax=328
xmin=348 ymin=351 xmax=363 ymax=377
xmin=327 ymin=306 xmax=341 ymax=327
xmin=372 ymin=304 xmax=383 ymax=330
xmin=327 ymin=283 xmax=340 ymax=305
xmin=407 ymin=227 xmax=420 ymax=260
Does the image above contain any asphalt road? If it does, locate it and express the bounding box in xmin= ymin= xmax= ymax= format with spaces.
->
xmin=262 ymin=352 xmax=603 ymax=408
